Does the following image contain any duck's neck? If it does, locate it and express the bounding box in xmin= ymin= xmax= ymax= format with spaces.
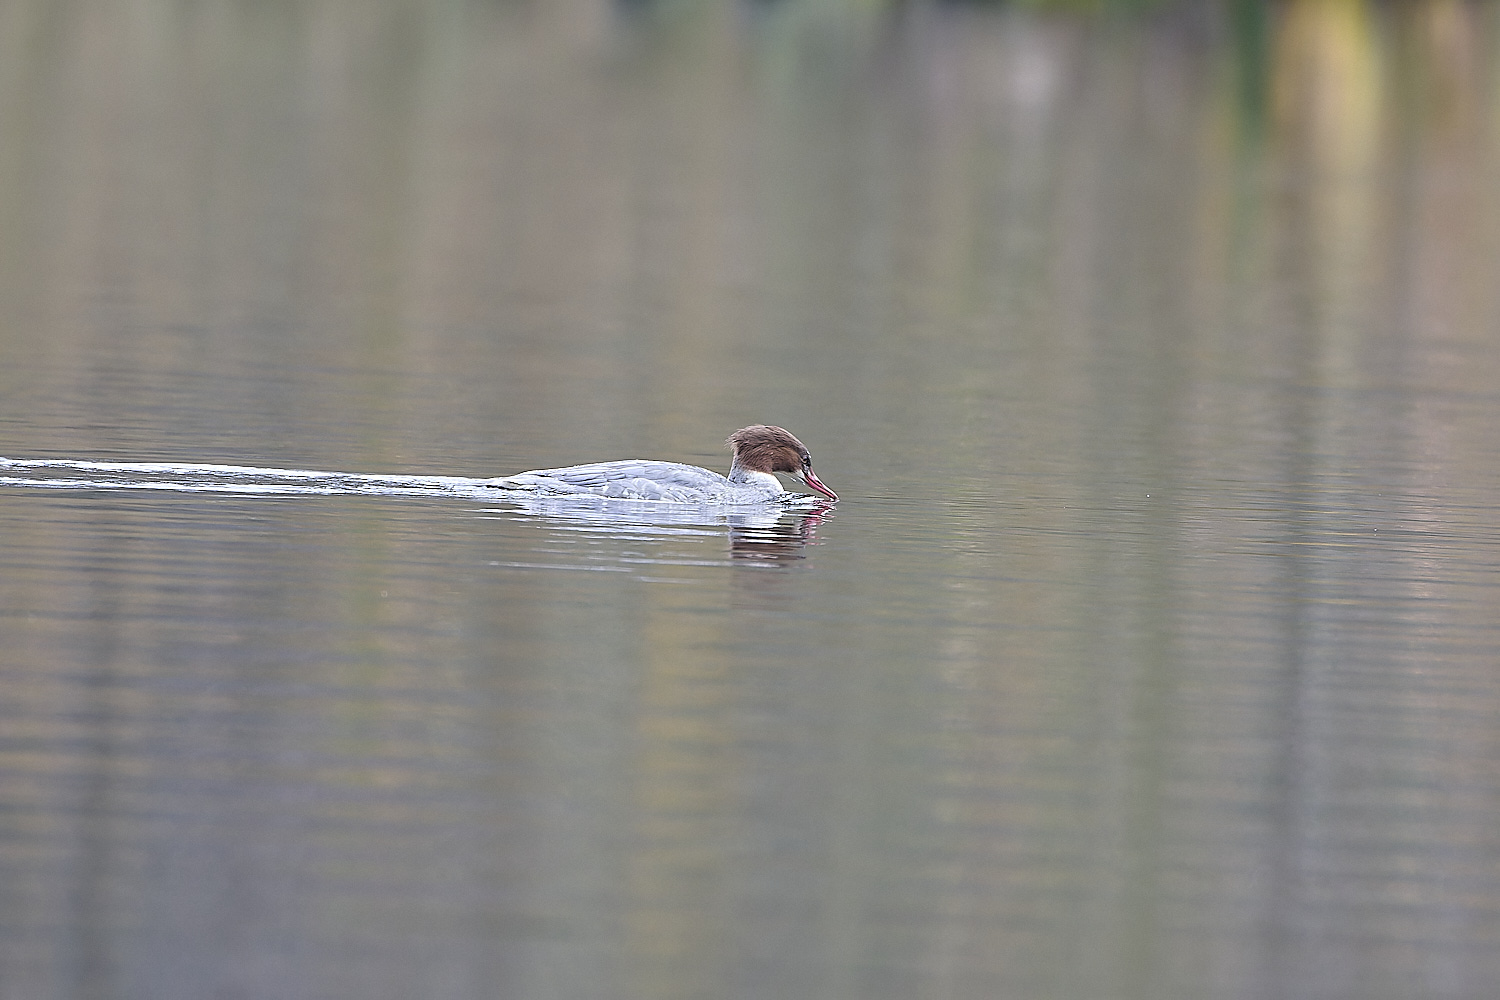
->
xmin=728 ymin=458 xmax=785 ymax=495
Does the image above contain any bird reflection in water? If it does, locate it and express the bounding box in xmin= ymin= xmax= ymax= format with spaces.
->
xmin=492 ymin=493 xmax=835 ymax=567
xmin=729 ymin=503 xmax=834 ymax=567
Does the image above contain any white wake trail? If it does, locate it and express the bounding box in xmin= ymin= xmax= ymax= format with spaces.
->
xmin=0 ymin=456 xmax=504 ymax=499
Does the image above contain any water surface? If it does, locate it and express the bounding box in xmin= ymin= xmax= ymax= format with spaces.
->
xmin=3 ymin=2 xmax=1500 ymax=999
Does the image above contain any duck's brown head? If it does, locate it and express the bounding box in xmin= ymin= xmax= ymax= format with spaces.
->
xmin=727 ymin=425 xmax=838 ymax=501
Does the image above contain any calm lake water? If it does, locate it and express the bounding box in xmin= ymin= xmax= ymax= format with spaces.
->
xmin=4 ymin=2 xmax=1500 ymax=999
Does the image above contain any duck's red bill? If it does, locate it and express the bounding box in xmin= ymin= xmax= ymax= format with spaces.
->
xmin=802 ymin=469 xmax=838 ymax=502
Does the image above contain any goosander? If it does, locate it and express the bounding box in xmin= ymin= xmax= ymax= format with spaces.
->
xmin=489 ymin=425 xmax=838 ymax=503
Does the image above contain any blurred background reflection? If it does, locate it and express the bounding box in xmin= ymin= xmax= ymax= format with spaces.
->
xmin=3 ymin=2 xmax=1500 ymax=999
